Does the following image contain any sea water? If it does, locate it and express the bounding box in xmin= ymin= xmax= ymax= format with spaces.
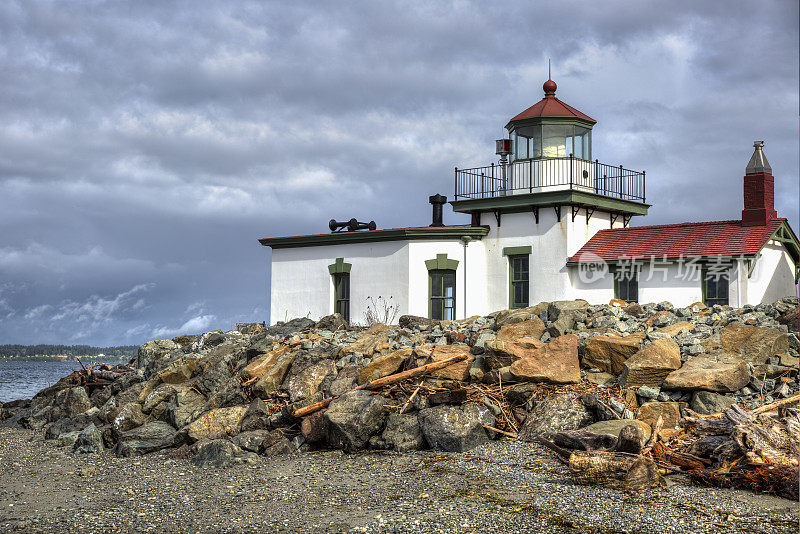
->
xmin=0 ymin=360 xmax=82 ymax=402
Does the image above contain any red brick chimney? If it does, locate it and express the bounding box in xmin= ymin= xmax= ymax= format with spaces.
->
xmin=741 ymin=141 xmax=777 ymax=227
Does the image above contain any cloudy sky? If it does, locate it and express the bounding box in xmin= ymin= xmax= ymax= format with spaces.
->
xmin=0 ymin=1 xmax=797 ymax=346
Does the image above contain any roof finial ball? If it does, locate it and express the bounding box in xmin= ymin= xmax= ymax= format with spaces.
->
xmin=543 ymin=59 xmax=557 ymax=96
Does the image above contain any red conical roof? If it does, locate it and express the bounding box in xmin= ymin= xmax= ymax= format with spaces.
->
xmin=508 ymin=78 xmax=596 ymax=124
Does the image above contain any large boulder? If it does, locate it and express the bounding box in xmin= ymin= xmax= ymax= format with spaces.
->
xmin=508 ymin=334 xmax=581 ymax=384
xmin=264 ymin=317 xmax=315 ymax=337
xmin=251 ymin=351 xmax=296 ymax=397
xmin=116 ymin=421 xmax=180 ymax=456
xmin=166 ymin=386 xmax=205 ymax=429
xmin=243 ymin=346 xmax=291 ymax=381
xmin=718 ymin=324 xmax=789 ymax=365
xmin=358 ymin=348 xmax=412 ymax=384
xmin=287 ymin=360 xmax=337 ymax=402
xmin=380 ymin=413 xmax=426 ymax=452
xmin=44 ymin=414 xmax=95 ymax=440
xmin=113 ymin=403 xmax=149 ymax=434
xmin=73 ymin=423 xmax=104 ymax=454
xmin=191 ymin=439 xmax=257 ymax=468
xmin=493 ymin=303 xmax=549 ymax=329
xmin=141 ymin=384 xmax=176 ymax=414
xmin=427 ymin=345 xmax=474 ymax=381
xmin=316 ymin=313 xmax=349 ymax=332
xmin=655 ymin=321 xmax=695 ymax=337
xmin=484 ymin=338 xmax=545 ymax=370
xmin=340 ymin=324 xmax=390 ymax=357
xmin=690 ymin=391 xmax=737 ymax=415
xmin=55 ymin=387 xmax=92 ymax=419
xmin=547 ymin=300 xmax=589 ymax=336
xmin=496 ymin=317 xmax=546 ymax=342
xmin=183 ymin=406 xmax=248 ymax=442
xmin=135 ymin=340 xmax=181 ymax=373
xmin=582 ymin=334 xmax=645 ymax=375
xmin=618 ymin=339 xmax=682 ymax=388
xmin=158 ymin=359 xmax=200 ymax=385
xmin=662 ymin=352 xmax=750 ymax=392
xmin=324 ymin=390 xmax=389 ymax=451
xmin=418 ymin=404 xmax=494 ymax=452
xmin=517 ymin=395 xmax=593 ymax=441
xmin=239 ymin=398 xmax=273 ymax=432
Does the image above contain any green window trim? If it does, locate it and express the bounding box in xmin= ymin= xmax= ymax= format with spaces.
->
xmin=701 ymin=264 xmax=731 ymax=307
xmin=508 ymin=255 xmax=530 ymax=309
xmin=424 ymin=253 xmax=459 ymax=271
xmin=502 ymin=245 xmax=532 ymax=256
xmin=328 ymin=257 xmax=352 ymax=275
xmin=428 ymin=269 xmax=456 ymax=320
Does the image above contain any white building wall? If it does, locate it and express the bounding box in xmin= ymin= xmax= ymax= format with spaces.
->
xmin=270 ymin=241 xmax=410 ymax=325
xmin=407 ymin=239 xmax=488 ymax=320
xmin=747 ymin=241 xmax=798 ymax=304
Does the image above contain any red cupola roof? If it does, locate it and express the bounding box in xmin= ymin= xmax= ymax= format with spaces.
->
xmin=507 ymin=77 xmax=596 ymax=125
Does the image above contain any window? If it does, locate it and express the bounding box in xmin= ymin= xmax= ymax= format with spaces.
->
xmin=429 ymin=270 xmax=456 ymax=320
xmin=333 ymin=273 xmax=350 ymax=320
xmin=509 ymin=255 xmax=529 ymax=308
xmin=703 ymin=268 xmax=729 ymax=307
xmin=513 ymin=124 xmax=592 ymax=160
xmin=614 ymin=270 xmax=638 ymax=303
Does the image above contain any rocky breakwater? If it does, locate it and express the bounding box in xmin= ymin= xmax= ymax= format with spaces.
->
xmin=0 ymin=297 xmax=797 ymax=484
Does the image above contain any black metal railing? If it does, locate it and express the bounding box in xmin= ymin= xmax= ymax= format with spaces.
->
xmin=453 ymin=156 xmax=645 ymax=202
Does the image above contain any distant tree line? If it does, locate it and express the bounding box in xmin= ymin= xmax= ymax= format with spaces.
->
xmin=0 ymin=344 xmax=138 ymax=360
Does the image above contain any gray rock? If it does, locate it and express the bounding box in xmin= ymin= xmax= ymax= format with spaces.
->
xmin=690 ymin=391 xmax=736 ymax=415
xmin=113 ymin=403 xmax=149 ymax=435
xmin=55 ymin=387 xmax=92 ymax=419
xmin=517 ymin=395 xmax=594 ymax=441
xmin=418 ymin=404 xmax=494 ymax=452
xmin=231 ymin=430 xmax=274 ymax=452
xmin=57 ymin=430 xmax=81 ymax=448
xmin=44 ymin=414 xmax=94 ymax=440
xmin=239 ymin=398 xmax=272 ymax=432
xmin=74 ymin=423 xmax=104 ymax=454
xmin=192 ymin=439 xmax=257 ymax=468
xmin=324 ymin=390 xmax=389 ymax=451
xmin=166 ymin=387 xmax=204 ymax=429
xmin=264 ymin=318 xmax=315 ymax=337
xmin=116 ymin=421 xmax=180 ymax=457
xmin=381 ymin=413 xmax=425 ymax=452
xmin=316 ymin=313 xmax=349 ymax=332
xmin=637 ymin=385 xmax=660 ymax=400
xmin=135 ymin=340 xmax=181 ymax=373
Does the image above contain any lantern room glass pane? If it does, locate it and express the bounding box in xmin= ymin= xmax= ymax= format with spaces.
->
xmin=574 ymin=126 xmax=591 ymax=159
xmin=542 ymin=125 xmax=570 ymax=157
xmin=514 ymin=125 xmax=541 ymax=160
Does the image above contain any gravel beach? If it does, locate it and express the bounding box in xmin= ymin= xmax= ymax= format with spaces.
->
xmin=1 ymin=427 xmax=796 ymax=533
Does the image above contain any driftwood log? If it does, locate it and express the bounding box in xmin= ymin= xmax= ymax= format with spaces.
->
xmin=568 ymin=451 xmax=663 ymax=492
xmin=293 ymin=353 xmax=469 ymax=418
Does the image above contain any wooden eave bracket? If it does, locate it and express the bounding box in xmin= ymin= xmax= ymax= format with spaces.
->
xmin=493 ymin=210 xmax=501 ymax=227
xmin=610 ymin=213 xmax=619 ymax=228
xmin=571 ymin=205 xmax=580 ymax=222
xmin=531 ymin=206 xmax=539 ymax=224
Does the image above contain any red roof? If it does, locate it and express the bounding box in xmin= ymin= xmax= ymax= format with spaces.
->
xmin=509 ymin=95 xmax=596 ymax=124
xmin=568 ymin=218 xmax=791 ymax=263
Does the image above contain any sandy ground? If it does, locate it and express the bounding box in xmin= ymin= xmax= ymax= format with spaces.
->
xmin=0 ymin=427 xmax=797 ymax=533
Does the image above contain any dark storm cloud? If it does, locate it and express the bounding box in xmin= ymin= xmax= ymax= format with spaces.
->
xmin=0 ymin=0 xmax=797 ymax=345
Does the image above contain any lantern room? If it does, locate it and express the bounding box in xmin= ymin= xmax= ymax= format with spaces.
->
xmin=506 ymin=77 xmax=596 ymax=162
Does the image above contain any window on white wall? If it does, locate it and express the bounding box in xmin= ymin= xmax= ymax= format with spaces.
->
xmin=429 ymin=270 xmax=455 ymax=320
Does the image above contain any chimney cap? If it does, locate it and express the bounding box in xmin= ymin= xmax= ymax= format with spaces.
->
xmin=746 ymin=140 xmax=772 ymax=175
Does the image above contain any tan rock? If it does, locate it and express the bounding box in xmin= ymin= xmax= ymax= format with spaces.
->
xmin=243 ymin=345 xmax=291 ymax=381
xmin=252 ymin=352 xmax=296 ymax=397
xmin=184 ymin=406 xmax=247 ymax=441
xmin=493 ymin=303 xmax=549 ymax=328
xmin=619 ymin=339 xmax=682 ymax=388
xmin=485 ymin=338 xmax=546 ymax=370
xmin=339 ymin=323 xmax=389 ymax=357
xmin=496 ymin=317 xmax=546 ymax=342
xmin=637 ymin=402 xmax=681 ymax=429
xmin=719 ymin=324 xmax=789 ymax=365
xmin=509 ymin=334 xmax=580 ymax=384
xmin=429 ymin=345 xmax=474 ymax=381
xmin=158 ymin=359 xmax=200 ymax=384
xmin=288 ymin=360 xmax=337 ymax=402
xmin=655 ymin=321 xmax=695 ymax=337
xmin=358 ymin=348 xmax=413 ymax=384
xmin=582 ymin=333 xmax=645 ymax=375
xmin=662 ymin=352 xmax=749 ymax=392
xmin=583 ymin=419 xmax=651 ymax=441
